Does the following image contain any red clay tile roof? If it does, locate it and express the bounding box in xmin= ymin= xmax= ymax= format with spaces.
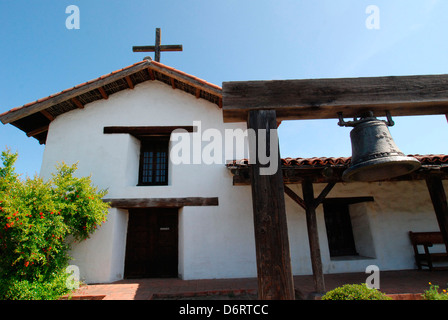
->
xmin=227 ymin=154 xmax=448 ymax=184
xmin=0 ymin=59 xmax=223 ymax=144
xmin=228 ymin=154 xmax=448 ymax=167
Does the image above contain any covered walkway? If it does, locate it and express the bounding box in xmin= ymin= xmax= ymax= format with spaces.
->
xmin=67 ymin=269 xmax=448 ymax=300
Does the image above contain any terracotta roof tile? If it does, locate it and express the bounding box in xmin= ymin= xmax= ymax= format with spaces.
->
xmin=0 ymin=60 xmax=223 ymax=122
xmin=150 ymin=60 xmax=222 ymax=92
xmin=0 ymin=59 xmax=223 ymax=144
xmin=227 ymin=154 xmax=448 ymax=167
xmin=0 ymin=61 xmax=148 ymax=119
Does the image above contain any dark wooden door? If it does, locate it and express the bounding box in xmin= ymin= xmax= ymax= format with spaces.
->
xmin=124 ymin=208 xmax=178 ymax=278
xmin=323 ymin=202 xmax=358 ymax=257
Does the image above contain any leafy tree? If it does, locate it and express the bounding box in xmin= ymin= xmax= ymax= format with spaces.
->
xmin=0 ymin=149 xmax=109 ymax=299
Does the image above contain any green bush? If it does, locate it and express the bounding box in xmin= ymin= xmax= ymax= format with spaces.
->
xmin=0 ymin=272 xmax=70 ymax=300
xmin=321 ymin=283 xmax=392 ymax=300
xmin=422 ymin=282 xmax=448 ymax=300
xmin=0 ymin=149 xmax=109 ymax=300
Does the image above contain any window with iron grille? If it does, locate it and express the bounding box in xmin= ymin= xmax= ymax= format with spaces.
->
xmin=138 ymin=138 xmax=169 ymax=186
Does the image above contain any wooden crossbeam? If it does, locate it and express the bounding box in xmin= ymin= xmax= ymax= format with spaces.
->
xmin=133 ymin=28 xmax=183 ymax=62
xmin=103 ymin=126 xmax=196 ymax=135
xmin=104 ymin=197 xmax=218 ymax=208
xmin=133 ymin=44 xmax=183 ymax=53
xmin=222 ymin=75 xmax=448 ymax=122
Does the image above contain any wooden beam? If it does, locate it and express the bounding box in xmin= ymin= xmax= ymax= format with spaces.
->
xmin=222 ymin=75 xmax=448 ymax=122
xmin=284 ymin=185 xmax=306 ymax=210
xmin=230 ymin=166 xmax=448 ymax=185
xmin=125 ymin=76 xmax=134 ymax=89
xmin=26 ymin=125 xmax=49 ymax=137
xmin=425 ymin=175 xmax=448 ymax=251
xmin=0 ymin=61 xmax=152 ymax=124
xmin=302 ymin=179 xmax=325 ymax=294
xmin=323 ymin=197 xmax=374 ymax=205
xmin=147 ymin=68 xmax=155 ymax=80
xmin=247 ymin=109 xmax=295 ymax=300
xmin=40 ymin=109 xmax=54 ymax=121
xmin=98 ymin=87 xmax=108 ymax=100
xmin=103 ymin=126 xmax=196 ymax=135
xmin=148 ymin=62 xmax=222 ymax=98
xmin=71 ymin=97 xmax=84 ymax=109
xmin=170 ymin=78 xmax=176 ymax=89
xmin=314 ymin=182 xmax=336 ymax=209
xmin=133 ymin=45 xmax=183 ymax=52
xmin=104 ymin=197 xmax=219 ymax=208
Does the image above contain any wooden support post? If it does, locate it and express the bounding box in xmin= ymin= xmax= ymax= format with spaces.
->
xmin=247 ymin=110 xmax=295 ymax=300
xmin=302 ymin=179 xmax=325 ymax=294
xmin=425 ymin=175 xmax=448 ymax=251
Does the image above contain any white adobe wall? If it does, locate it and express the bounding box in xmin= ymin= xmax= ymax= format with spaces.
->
xmin=40 ymin=79 xmax=446 ymax=283
xmin=40 ymin=80 xmax=255 ymax=283
xmin=284 ymin=180 xmax=447 ymax=276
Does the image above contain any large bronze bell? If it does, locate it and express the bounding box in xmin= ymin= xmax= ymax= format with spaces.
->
xmin=338 ymin=111 xmax=421 ymax=182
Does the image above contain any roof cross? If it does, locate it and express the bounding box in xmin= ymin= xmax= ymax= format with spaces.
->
xmin=132 ymin=28 xmax=183 ymax=62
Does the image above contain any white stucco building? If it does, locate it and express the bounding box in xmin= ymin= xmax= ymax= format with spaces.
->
xmin=1 ymin=59 xmax=447 ymax=285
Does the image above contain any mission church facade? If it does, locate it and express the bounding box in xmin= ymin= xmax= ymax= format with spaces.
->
xmin=1 ymin=58 xmax=447 ymax=285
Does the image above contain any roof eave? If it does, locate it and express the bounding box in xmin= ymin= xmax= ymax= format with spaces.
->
xmin=0 ymin=59 xmax=223 ymax=144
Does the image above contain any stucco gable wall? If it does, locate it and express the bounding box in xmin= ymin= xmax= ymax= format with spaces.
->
xmin=40 ymin=80 xmax=253 ymax=283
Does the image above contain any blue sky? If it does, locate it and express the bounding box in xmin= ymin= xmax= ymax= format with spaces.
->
xmin=0 ymin=0 xmax=447 ymax=177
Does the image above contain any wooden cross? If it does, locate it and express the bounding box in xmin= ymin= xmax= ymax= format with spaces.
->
xmin=132 ymin=28 xmax=183 ymax=62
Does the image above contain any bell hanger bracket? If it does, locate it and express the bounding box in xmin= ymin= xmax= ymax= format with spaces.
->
xmin=337 ymin=110 xmax=395 ymax=127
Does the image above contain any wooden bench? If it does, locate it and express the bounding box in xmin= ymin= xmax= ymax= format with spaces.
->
xmin=409 ymin=231 xmax=448 ymax=271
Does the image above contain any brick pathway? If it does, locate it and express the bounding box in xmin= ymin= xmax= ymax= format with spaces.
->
xmin=67 ymin=269 xmax=448 ymax=300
